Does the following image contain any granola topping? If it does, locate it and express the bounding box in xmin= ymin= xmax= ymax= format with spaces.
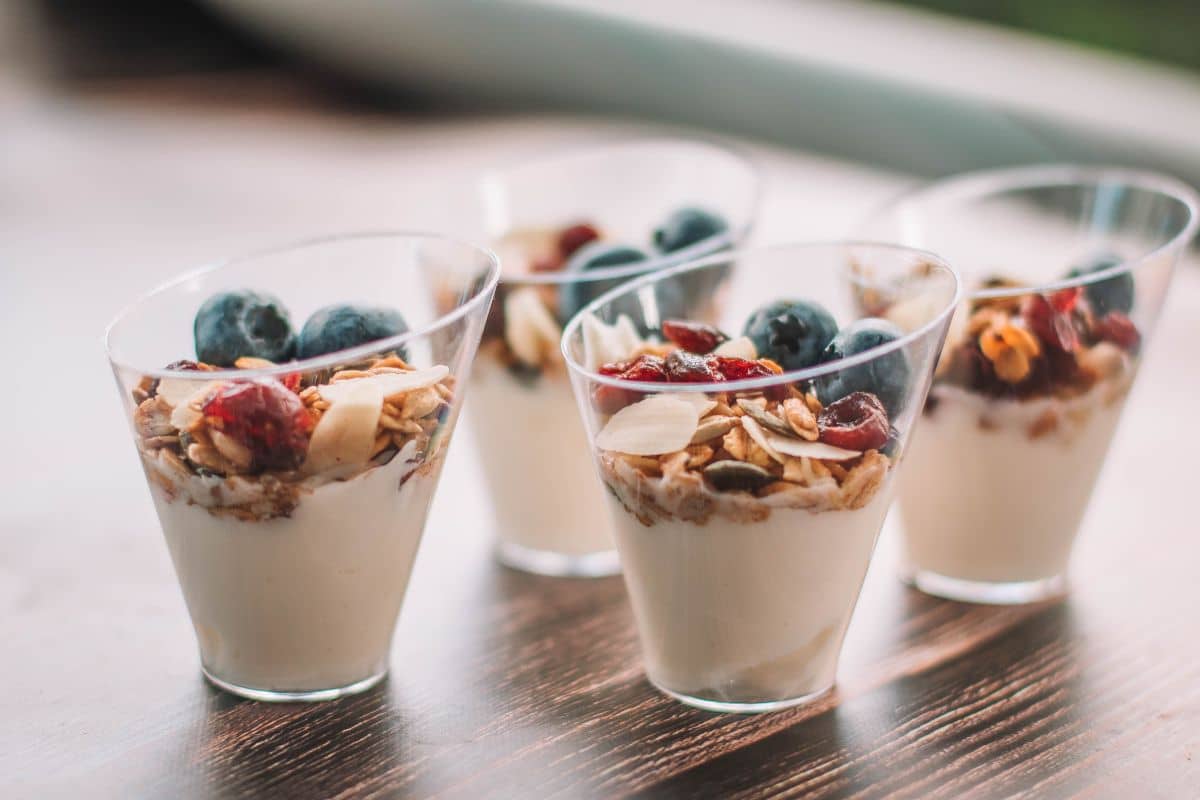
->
xmin=589 ymin=312 xmax=897 ymax=526
xmin=922 ymin=268 xmax=1141 ymax=439
xmin=134 ymin=353 xmax=455 ymax=521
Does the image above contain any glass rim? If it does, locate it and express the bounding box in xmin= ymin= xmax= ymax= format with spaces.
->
xmin=103 ymin=230 xmax=501 ymax=381
xmin=479 ymin=135 xmax=763 ymax=287
xmin=560 ymin=240 xmax=962 ymax=394
xmin=862 ymin=163 xmax=1200 ymax=301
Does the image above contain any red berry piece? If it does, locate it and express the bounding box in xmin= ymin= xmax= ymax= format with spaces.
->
xmin=713 ymin=357 xmax=774 ymax=381
xmin=665 ymin=350 xmax=723 ymax=383
xmin=817 ymin=391 xmax=890 ymax=451
xmin=558 ymin=223 xmax=601 ymax=259
xmin=1050 ymin=286 xmax=1083 ymax=313
xmin=662 ymin=319 xmax=728 ymax=354
xmin=1092 ymin=311 xmax=1141 ymax=351
xmin=592 ymin=355 xmax=669 ymax=413
xmin=1023 ymin=294 xmax=1079 ymax=353
xmin=620 ymin=354 xmax=670 ymax=382
xmin=592 ymin=384 xmax=638 ymax=415
xmin=202 ymin=378 xmax=313 ymax=471
xmin=280 ymin=372 xmax=302 ymax=393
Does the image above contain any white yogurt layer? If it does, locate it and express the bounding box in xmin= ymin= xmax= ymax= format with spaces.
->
xmin=607 ymin=489 xmax=892 ymax=705
xmin=899 ymin=378 xmax=1130 ymax=584
xmin=151 ymin=451 xmax=438 ymax=693
xmin=468 ymin=359 xmax=614 ymax=557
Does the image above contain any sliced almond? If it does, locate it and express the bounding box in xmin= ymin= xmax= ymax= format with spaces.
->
xmin=505 ymin=287 xmax=561 ymax=366
xmin=595 ymin=395 xmax=700 ymax=456
xmin=156 ymin=378 xmax=220 ymax=409
xmin=712 ymin=335 xmax=757 ymax=360
xmin=317 ymin=366 xmax=449 ymax=405
xmin=884 ymin=292 xmax=939 ymax=333
xmin=612 ymin=315 xmax=643 ymax=356
xmin=581 ymin=312 xmax=645 ymax=371
xmin=662 ymin=392 xmax=717 ymax=419
xmin=739 ymin=416 xmax=784 ymax=464
xmin=690 ymin=415 xmax=736 ymax=444
xmin=762 ymin=430 xmax=861 ymax=461
xmin=304 ymin=380 xmax=385 ymax=473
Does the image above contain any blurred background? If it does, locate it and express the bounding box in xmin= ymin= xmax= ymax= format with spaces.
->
xmin=4 ymin=0 xmax=1200 ymax=182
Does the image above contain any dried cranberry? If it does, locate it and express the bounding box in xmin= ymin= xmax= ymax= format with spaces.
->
xmin=1092 ymin=311 xmax=1141 ymax=351
xmin=280 ymin=372 xmax=303 ymax=393
xmin=558 ymin=223 xmax=601 ymax=259
xmin=1023 ymin=294 xmax=1079 ymax=353
xmin=202 ymin=378 xmax=313 ymax=471
xmin=592 ymin=385 xmax=640 ymax=415
xmin=665 ymin=350 xmax=723 ymax=383
xmin=1050 ymin=286 xmax=1083 ymax=313
xmin=713 ymin=357 xmax=774 ymax=381
xmin=661 ymin=320 xmax=728 ymax=354
xmin=817 ymin=391 xmax=889 ymax=451
xmin=592 ymin=355 xmax=668 ymax=413
xmin=619 ymin=354 xmax=669 ymax=382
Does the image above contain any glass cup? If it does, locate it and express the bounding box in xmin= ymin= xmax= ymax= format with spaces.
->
xmin=562 ymin=242 xmax=959 ymax=712
xmin=467 ymin=138 xmax=761 ymax=576
xmin=860 ymin=166 xmax=1199 ymax=604
xmin=105 ymin=232 xmax=499 ymax=701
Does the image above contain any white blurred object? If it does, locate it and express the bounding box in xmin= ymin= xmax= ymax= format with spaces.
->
xmin=202 ymin=0 xmax=1200 ymax=181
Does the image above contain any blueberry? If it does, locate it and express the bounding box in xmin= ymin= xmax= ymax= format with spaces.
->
xmin=652 ymin=207 xmax=730 ymax=254
xmin=1066 ymin=253 xmax=1134 ymax=315
xmin=817 ymin=318 xmax=909 ymax=415
xmin=298 ymin=304 xmax=409 ymax=359
xmin=194 ymin=290 xmax=296 ymax=367
xmin=743 ymin=300 xmax=839 ymax=371
xmin=557 ymin=242 xmax=679 ymax=332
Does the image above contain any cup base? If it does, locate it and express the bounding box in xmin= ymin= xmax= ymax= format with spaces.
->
xmin=651 ymin=679 xmax=834 ymax=714
xmin=905 ymin=569 xmax=1068 ymax=605
xmin=496 ymin=540 xmax=621 ymax=578
xmin=202 ymin=666 xmax=388 ymax=702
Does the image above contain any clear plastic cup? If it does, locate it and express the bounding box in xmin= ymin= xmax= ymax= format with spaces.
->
xmin=467 ymin=138 xmax=760 ymax=576
xmin=562 ymin=242 xmax=959 ymax=712
xmin=860 ymin=166 xmax=1199 ymax=604
xmin=105 ymin=232 xmax=498 ymax=701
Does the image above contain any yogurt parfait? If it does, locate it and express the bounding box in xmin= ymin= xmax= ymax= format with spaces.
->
xmin=468 ymin=139 xmax=760 ymax=576
xmin=106 ymin=233 xmax=499 ymax=700
xmin=563 ymin=243 xmax=958 ymax=712
xmin=862 ymin=167 xmax=1199 ymax=603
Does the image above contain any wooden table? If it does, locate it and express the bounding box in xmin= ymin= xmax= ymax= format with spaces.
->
xmin=2 ymin=62 xmax=1198 ymax=799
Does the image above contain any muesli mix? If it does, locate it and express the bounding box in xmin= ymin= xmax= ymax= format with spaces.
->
xmin=922 ymin=256 xmax=1141 ymax=436
xmin=583 ymin=297 xmax=913 ymax=527
xmin=131 ymin=290 xmax=455 ymax=520
xmin=483 ymin=207 xmax=730 ymax=380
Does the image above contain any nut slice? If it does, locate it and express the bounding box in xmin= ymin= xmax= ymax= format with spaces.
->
xmin=581 ymin=312 xmax=644 ymax=371
xmin=596 ymin=394 xmax=700 ymax=456
xmin=317 ymin=366 xmax=449 ymax=405
xmin=763 ymin=430 xmax=861 ymax=461
xmin=505 ymin=287 xmax=561 ymax=366
xmin=739 ymin=415 xmax=784 ymax=464
xmin=712 ymin=336 xmax=757 ymax=360
xmin=662 ymin=392 xmax=718 ymax=419
xmin=305 ymin=380 xmax=385 ymax=473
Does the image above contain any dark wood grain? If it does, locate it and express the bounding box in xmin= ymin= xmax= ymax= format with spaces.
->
xmin=2 ymin=39 xmax=1198 ymax=799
